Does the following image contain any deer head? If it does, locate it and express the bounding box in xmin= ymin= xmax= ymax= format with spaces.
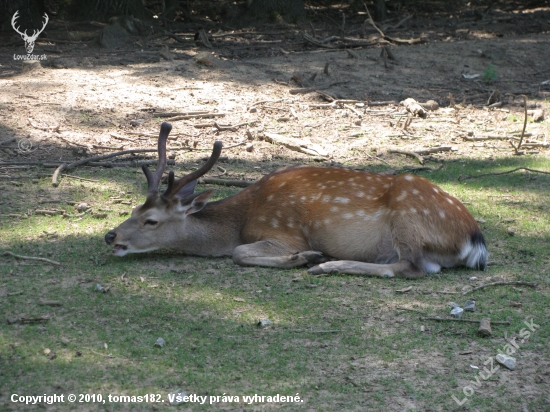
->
xmin=12 ymin=11 xmax=49 ymax=54
xmin=105 ymin=122 xmax=222 ymax=256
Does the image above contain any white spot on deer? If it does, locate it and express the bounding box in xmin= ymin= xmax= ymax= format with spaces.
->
xmin=338 ymin=181 xmax=344 ymax=186
xmin=367 ymin=175 xmax=372 ymax=180
xmin=356 ymin=191 xmax=365 ymax=198
xmin=396 ymin=190 xmax=407 ymax=201
xmin=333 ymin=197 xmax=350 ymax=204
xmin=433 ymin=187 xmax=439 ymax=194
xmin=412 ymin=189 xmax=419 ymax=195
xmin=405 ymin=175 xmax=414 ymax=181
xmin=258 ymin=216 xmax=266 ymax=222
xmin=439 ymin=210 xmax=446 ymax=219
xmin=271 ymin=219 xmax=279 ymax=228
xmin=410 ymin=207 xmax=417 ymax=213
xmin=400 ymin=210 xmax=407 ymax=216
xmin=279 ymin=182 xmax=287 ymax=188
xmin=456 ymin=205 xmax=462 ymax=211
xmin=446 ymin=198 xmax=454 ymax=205
xmin=324 ymin=218 xmax=331 ymax=225
xmin=313 ymin=173 xmax=319 ymax=176
xmin=300 ymin=196 xmax=306 ymax=202
xmin=423 ymin=209 xmax=430 ymax=215
xmin=342 ymin=213 xmax=353 ymax=219
xmin=289 ymin=200 xmax=295 ymax=205
xmin=355 ymin=210 xmax=367 ymax=217
xmin=348 ymin=177 xmax=355 ymax=182
xmin=330 ymin=206 xmax=339 ymax=212
xmin=383 ymin=183 xmax=390 ymax=189
xmin=267 ymin=194 xmax=274 ymax=201
xmin=276 ymin=210 xmax=282 ymax=217
xmin=419 ymin=195 xmax=424 ymax=201
xmin=322 ymin=195 xmax=331 ymax=203
xmin=287 ymin=220 xmax=294 ymax=228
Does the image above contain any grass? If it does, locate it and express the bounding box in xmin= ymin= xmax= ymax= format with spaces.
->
xmin=1 ymin=156 xmax=549 ymax=411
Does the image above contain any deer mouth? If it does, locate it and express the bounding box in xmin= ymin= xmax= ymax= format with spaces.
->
xmin=113 ymin=244 xmax=128 ymax=256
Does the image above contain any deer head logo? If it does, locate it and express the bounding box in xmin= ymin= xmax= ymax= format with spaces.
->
xmin=11 ymin=11 xmax=49 ymax=54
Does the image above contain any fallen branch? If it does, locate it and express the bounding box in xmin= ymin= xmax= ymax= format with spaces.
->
xmin=463 ymin=281 xmax=538 ymax=295
xmin=388 ymin=149 xmax=424 ymax=164
xmin=289 ymin=82 xmax=346 ymax=95
xmin=199 ymin=178 xmax=254 ymax=187
xmin=420 ymin=317 xmax=510 ymax=325
xmin=167 ymin=112 xmax=226 ymax=121
xmin=4 ymin=251 xmax=61 ymax=266
xmin=458 ymin=167 xmax=550 ymax=181
xmin=7 ymin=315 xmax=50 ymax=325
xmin=363 ymin=5 xmax=422 ymax=45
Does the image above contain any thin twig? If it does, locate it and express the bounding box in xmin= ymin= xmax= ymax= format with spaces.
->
xmin=458 ymin=167 xmax=550 ymax=181
xmin=463 ymin=281 xmax=538 ymax=295
xmin=510 ymin=95 xmax=528 ymax=155
xmin=4 ymin=251 xmax=61 ymax=266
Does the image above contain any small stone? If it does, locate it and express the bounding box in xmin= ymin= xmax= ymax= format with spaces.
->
xmin=469 ymin=276 xmax=478 ymax=281
xmin=95 ymin=284 xmax=105 ymax=292
xmin=154 ymin=337 xmax=165 ymax=348
xmin=257 ymin=318 xmax=272 ymax=328
xmin=450 ymin=306 xmax=463 ymax=319
xmin=496 ymin=353 xmax=516 ymax=370
xmin=43 ymin=348 xmax=51 ymax=355
xmin=507 ymin=227 xmax=515 ymax=236
xmin=464 ymin=300 xmax=476 ymax=312
xmin=168 ymin=389 xmax=187 ymax=405
xmin=246 ymin=144 xmax=254 ymax=152
xmin=531 ymin=109 xmax=544 ymax=122
xmin=249 ymin=107 xmax=257 ymax=113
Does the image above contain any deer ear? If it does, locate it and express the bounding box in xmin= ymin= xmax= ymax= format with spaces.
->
xmin=174 ymin=179 xmax=198 ymax=199
xmin=178 ymin=189 xmax=215 ymax=215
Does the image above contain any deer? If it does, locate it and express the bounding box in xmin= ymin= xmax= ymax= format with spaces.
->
xmin=105 ymin=122 xmax=488 ymax=279
xmin=11 ymin=11 xmax=49 ymax=54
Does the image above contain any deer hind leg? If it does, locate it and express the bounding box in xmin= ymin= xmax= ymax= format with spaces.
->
xmin=232 ymin=240 xmax=327 ymax=269
xmin=307 ymin=259 xmax=425 ymax=279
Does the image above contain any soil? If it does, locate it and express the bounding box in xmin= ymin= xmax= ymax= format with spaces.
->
xmin=0 ymin=2 xmax=549 ymax=411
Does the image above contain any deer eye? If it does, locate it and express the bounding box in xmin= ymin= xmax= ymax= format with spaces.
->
xmin=144 ymin=219 xmax=158 ymax=226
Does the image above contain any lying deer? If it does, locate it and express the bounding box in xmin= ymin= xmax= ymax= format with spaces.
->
xmin=105 ymin=122 xmax=488 ymax=278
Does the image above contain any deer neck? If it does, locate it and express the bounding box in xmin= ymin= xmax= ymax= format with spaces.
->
xmin=179 ymin=193 xmax=249 ymax=257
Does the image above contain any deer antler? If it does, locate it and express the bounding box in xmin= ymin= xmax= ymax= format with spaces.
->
xmin=142 ymin=122 xmax=171 ymax=197
xmin=162 ymin=141 xmax=223 ymax=200
xmin=11 ymin=11 xmax=26 ymax=37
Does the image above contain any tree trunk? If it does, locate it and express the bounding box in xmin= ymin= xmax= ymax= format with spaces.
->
xmin=375 ymin=0 xmax=387 ymax=22
xmin=247 ymin=0 xmax=305 ymax=24
xmin=64 ymin=0 xmax=150 ymax=22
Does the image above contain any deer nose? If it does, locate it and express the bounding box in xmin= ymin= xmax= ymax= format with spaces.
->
xmin=105 ymin=232 xmax=117 ymax=245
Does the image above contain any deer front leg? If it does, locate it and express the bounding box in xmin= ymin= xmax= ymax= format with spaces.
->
xmin=232 ymin=240 xmax=327 ymax=269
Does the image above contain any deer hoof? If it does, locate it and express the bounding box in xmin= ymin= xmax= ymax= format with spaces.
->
xmin=300 ymin=251 xmax=326 ymax=264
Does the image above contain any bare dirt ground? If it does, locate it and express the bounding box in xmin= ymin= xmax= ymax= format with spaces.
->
xmin=0 ymin=2 xmax=549 ymax=411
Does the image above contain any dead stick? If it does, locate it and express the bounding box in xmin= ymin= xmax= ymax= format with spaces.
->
xmin=0 ymin=138 xmax=16 ymax=146
xmin=463 ymin=281 xmax=538 ymax=295
xmin=4 ymin=251 xmax=61 ymax=266
xmin=52 ymin=163 xmax=67 ymax=187
xmin=458 ymin=167 xmax=550 ymax=181
xmin=199 ymin=178 xmax=254 ymax=187
xmin=510 ymin=95 xmax=528 ymax=155
xmin=420 ymin=317 xmax=510 ymax=325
